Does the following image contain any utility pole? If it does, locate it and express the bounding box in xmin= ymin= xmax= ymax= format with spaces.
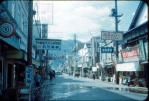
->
xmin=115 ymin=0 xmax=119 ymax=85
xmin=27 ymin=0 xmax=34 ymax=101
xmin=27 ymin=0 xmax=33 ymax=65
xmin=115 ymin=0 xmax=118 ymax=61
xmin=109 ymin=0 xmax=123 ymax=84
xmin=73 ymin=34 xmax=76 ymax=77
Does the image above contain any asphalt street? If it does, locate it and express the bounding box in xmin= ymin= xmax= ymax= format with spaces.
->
xmin=40 ymin=73 xmax=148 ymax=101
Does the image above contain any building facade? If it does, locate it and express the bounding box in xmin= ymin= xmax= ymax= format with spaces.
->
xmin=116 ymin=1 xmax=148 ymax=87
xmin=0 ymin=1 xmax=41 ymax=96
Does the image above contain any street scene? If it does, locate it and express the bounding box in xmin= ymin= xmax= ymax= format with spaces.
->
xmin=0 ymin=0 xmax=148 ymax=101
xmin=40 ymin=74 xmax=148 ymax=101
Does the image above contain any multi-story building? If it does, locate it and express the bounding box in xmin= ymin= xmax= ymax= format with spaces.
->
xmin=77 ymin=43 xmax=91 ymax=77
xmin=0 ymin=1 xmax=41 ymax=98
xmin=116 ymin=1 xmax=148 ymax=87
xmin=71 ymin=43 xmax=84 ymax=76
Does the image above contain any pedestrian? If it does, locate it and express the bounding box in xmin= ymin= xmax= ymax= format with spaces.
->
xmin=49 ymin=70 xmax=54 ymax=81
xmin=93 ymin=73 xmax=95 ymax=80
xmin=35 ymin=72 xmax=41 ymax=87
xmin=52 ymin=70 xmax=55 ymax=78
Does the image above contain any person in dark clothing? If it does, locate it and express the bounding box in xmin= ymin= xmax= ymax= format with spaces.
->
xmin=52 ymin=70 xmax=55 ymax=78
xmin=49 ymin=71 xmax=54 ymax=81
xmin=93 ymin=73 xmax=95 ymax=80
xmin=35 ymin=72 xmax=41 ymax=87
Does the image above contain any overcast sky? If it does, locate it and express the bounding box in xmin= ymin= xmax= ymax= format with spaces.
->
xmin=33 ymin=0 xmax=140 ymax=43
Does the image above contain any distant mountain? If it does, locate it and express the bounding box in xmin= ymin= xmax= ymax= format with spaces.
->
xmin=48 ymin=39 xmax=83 ymax=69
xmin=49 ymin=39 xmax=82 ymax=55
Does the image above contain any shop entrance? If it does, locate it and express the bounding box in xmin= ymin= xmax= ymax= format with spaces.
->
xmin=0 ymin=57 xmax=3 ymax=90
xmin=7 ymin=64 xmax=13 ymax=88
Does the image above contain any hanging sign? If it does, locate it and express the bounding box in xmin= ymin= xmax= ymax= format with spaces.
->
xmin=101 ymin=31 xmax=123 ymax=40
xmin=101 ymin=47 xmax=114 ymax=53
xmin=139 ymin=40 xmax=146 ymax=60
xmin=144 ymin=42 xmax=148 ymax=59
xmin=36 ymin=38 xmax=61 ymax=50
xmin=0 ymin=21 xmax=15 ymax=38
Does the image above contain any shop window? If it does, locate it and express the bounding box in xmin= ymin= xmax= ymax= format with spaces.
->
xmin=138 ymin=71 xmax=145 ymax=78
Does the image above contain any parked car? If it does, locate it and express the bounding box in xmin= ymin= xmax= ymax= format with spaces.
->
xmin=74 ymin=71 xmax=80 ymax=77
xmin=56 ymin=71 xmax=62 ymax=75
xmin=69 ymin=70 xmax=73 ymax=76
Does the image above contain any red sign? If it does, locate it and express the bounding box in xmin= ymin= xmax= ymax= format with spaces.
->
xmin=121 ymin=48 xmax=140 ymax=58
xmin=121 ymin=48 xmax=140 ymax=62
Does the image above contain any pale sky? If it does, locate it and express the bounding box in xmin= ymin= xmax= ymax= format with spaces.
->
xmin=33 ymin=0 xmax=140 ymax=43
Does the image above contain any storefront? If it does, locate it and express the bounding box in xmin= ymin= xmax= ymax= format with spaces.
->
xmin=7 ymin=50 xmax=27 ymax=88
xmin=117 ymin=46 xmax=147 ymax=87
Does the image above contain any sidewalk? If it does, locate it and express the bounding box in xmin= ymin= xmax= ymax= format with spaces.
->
xmin=82 ymin=76 xmax=148 ymax=93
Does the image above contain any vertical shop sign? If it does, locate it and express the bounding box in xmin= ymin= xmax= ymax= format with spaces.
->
xmin=144 ymin=42 xmax=148 ymax=59
xmin=25 ymin=65 xmax=33 ymax=87
xmin=139 ymin=40 xmax=146 ymax=60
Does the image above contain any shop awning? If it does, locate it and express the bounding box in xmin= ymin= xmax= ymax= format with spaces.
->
xmin=116 ymin=62 xmax=141 ymax=71
xmin=92 ymin=67 xmax=98 ymax=71
xmin=78 ymin=64 xmax=82 ymax=67
xmin=140 ymin=60 xmax=148 ymax=64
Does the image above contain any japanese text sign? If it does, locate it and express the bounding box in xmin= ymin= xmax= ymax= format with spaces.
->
xmin=101 ymin=31 xmax=123 ymax=40
xmin=36 ymin=38 xmax=61 ymax=50
xmin=101 ymin=47 xmax=114 ymax=53
xmin=25 ymin=65 xmax=33 ymax=87
xmin=121 ymin=47 xmax=140 ymax=62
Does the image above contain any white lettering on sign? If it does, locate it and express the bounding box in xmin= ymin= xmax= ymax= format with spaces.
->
xmin=122 ymin=48 xmax=140 ymax=58
xmin=121 ymin=48 xmax=140 ymax=62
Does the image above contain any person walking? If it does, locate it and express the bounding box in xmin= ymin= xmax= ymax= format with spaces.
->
xmin=52 ymin=70 xmax=55 ymax=78
xmin=93 ymin=73 xmax=95 ymax=80
xmin=49 ymin=70 xmax=53 ymax=81
xmin=35 ymin=72 xmax=41 ymax=87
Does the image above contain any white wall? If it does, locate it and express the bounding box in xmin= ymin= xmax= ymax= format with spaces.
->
xmin=136 ymin=3 xmax=148 ymax=26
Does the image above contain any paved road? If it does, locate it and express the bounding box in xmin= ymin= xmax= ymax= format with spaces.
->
xmin=40 ymin=73 xmax=148 ymax=101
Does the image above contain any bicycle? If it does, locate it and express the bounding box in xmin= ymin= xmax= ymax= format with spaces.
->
xmin=34 ymin=86 xmax=44 ymax=101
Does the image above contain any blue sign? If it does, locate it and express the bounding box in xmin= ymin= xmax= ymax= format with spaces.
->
xmin=101 ymin=47 xmax=114 ymax=53
xmin=25 ymin=65 xmax=33 ymax=87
